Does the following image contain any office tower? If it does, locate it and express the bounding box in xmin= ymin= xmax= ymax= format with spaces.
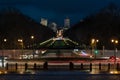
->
xmin=49 ymin=22 xmax=57 ymax=32
xmin=40 ymin=18 xmax=48 ymax=26
xmin=64 ymin=17 xmax=70 ymax=30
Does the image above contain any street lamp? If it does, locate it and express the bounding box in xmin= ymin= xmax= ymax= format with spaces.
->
xmin=18 ymin=39 xmax=24 ymax=59
xmin=1 ymin=38 xmax=7 ymax=67
xmin=31 ymin=35 xmax=35 ymax=59
xmin=4 ymin=39 xmax=7 ymax=42
xmin=31 ymin=36 xmax=34 ymax=40
xmin=91 ymin=38 xmax=99 ymax=59
xmin=111 ymin=39 xmax=118 ymax=62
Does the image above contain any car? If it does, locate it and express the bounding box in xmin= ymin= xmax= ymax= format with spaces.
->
xmin=109 ymin=56 xmax=117 ymax=62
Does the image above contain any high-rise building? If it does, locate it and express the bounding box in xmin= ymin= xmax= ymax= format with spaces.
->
xmin=40 ymin=18 xmax=48 ymax=26
xmin=49 ymin=22 xmax=57 ymax=32
xmin=64 ymin=17 xmax=70 ymax=30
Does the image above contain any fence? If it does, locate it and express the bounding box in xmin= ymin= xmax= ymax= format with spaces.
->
xmin=5 ymin=62 xmax=120 ymax=72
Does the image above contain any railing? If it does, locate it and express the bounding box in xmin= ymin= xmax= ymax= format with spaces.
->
xmin=5 ymin=62 xmax=120 ymax=72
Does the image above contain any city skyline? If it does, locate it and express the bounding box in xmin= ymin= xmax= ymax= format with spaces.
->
xmin=0 ymin=0 xmax=120 ymax=26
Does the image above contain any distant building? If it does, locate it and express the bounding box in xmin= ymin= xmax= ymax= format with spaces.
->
xmin=49 ymin=22 xmax=57 ymax=32
xmin=40 ymin=18 xmax=48 ymax=26
xmin=64 ymin=17 xmax=70 ymax=30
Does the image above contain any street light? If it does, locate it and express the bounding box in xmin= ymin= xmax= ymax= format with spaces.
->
xmin=111 ymin=39 xmax=118 ymax=71
xmin=91 ymin=38 xmax=99 ymax=59
xmin=111 ymin=39 xmax=118 ymax=62
xmin=18 ymin=39 xmax=24 ymax=59
xmin=31 ymin=36 xmax=34 ymax=39
xmin=31 ymin=35 xmax=35 ymax=59
xmin=1 ymin=38 xmax=7 ymax=68
xmin=4 ymin=39 xmax=7 ymax=42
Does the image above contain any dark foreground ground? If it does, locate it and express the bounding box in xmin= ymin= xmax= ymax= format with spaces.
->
xmin=0 ymin=70 xmax=120 ymax=80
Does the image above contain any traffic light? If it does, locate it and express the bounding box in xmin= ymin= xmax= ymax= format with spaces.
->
xmin=94 ymin=49 xmax=98 ymax=54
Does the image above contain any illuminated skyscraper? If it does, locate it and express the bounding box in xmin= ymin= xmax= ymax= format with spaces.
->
xmin=64 ymin=17 xmax=70 ymax=30
xmin=40 ymin=18 xmax=48 ymax=26
xmin=49 ymin=22 xmax=57 ymax=32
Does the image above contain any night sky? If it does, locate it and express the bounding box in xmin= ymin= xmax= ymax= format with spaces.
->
xmin=0 ymin=0 xmax=120 ymax=26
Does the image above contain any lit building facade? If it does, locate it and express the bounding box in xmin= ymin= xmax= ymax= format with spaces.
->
xmin=49 ymin=22 xmax=57 ymax=32
xmin=40 ymin=18 xmax=48 ymax=26
xmin=64 ymin=17 xmax=70 ymax=30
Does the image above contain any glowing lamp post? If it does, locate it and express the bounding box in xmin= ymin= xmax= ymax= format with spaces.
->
xmin=31 ymin=36 xmax=35 ymax=59
xmin=4 ymin=39 xmax=7 ymax=42
xmin=91 ymin=38 xmax=99 ymax=59
xmin=111 ymin=39 xmax=118 ymax=63
xmin=18 ymin=39 xmax=24 ymax=59
xmin=31 ymin=36 xmax=34 ymax=40
xmin=1 ymin=38 xmax=7 ymax=67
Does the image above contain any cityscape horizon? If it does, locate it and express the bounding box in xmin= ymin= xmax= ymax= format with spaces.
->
xmin=1 ymin=0 xmax=120 ymax=80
